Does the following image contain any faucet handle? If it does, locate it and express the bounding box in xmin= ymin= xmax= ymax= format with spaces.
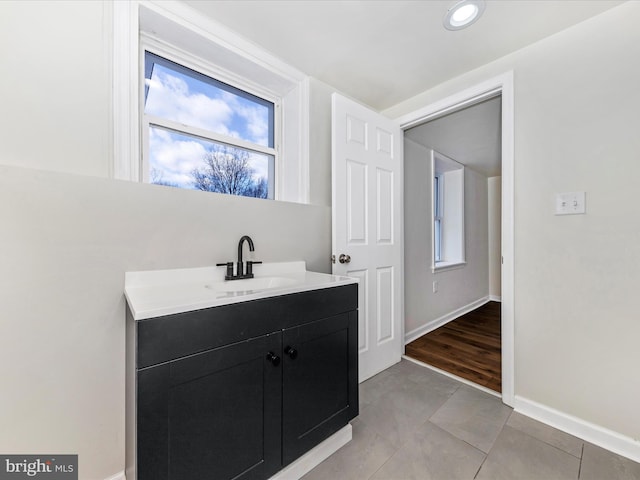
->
xmin=246 ymin=261 xmax=262 ymax=276
xmin=216 ymin=262 xmax=234 ymax=278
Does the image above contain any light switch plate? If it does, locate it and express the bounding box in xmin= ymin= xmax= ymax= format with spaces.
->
xmin=555 ymin=192 xmax=586 ymax=215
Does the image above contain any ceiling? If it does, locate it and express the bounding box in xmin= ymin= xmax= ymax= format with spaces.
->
xmin=184 ymin=0 xmax=624 ymax=111
xmin=182 ymin=0 xmax=623 ymax=177
xmin=405 ymin=96 xmax=502 ymax=177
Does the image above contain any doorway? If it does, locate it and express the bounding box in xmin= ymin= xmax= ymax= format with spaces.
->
xmin=403 ymin=96 xmax=502 ymax=393
xmin=396 ymin=73 xmax=514 ymax=405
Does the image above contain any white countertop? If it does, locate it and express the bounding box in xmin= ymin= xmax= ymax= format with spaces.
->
xmin=125 ymin=261 xmax=357 ymax=320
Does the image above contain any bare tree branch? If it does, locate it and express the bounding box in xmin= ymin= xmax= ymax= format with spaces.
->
xmin=192 ymin=145 xmax=268 ymax=198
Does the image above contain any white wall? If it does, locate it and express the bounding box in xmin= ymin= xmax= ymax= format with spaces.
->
xmin=404 ymin=139 xmax=489 ymax=337
xmin=388 ymin=1 xmax=640 ymax=447
xmin=488 ymin=176 xmax=502 ymax=299
xmin=308 ymin=78 xmax=335 ymax=207
xmin=0 ymin=0 xmax=111 ymax=178
xmin=0 ymin=2 xmax=333 ymax=479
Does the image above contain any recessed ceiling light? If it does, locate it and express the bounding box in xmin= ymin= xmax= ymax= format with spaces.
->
xmin=443 ymin=0 xmax=485 ymax=31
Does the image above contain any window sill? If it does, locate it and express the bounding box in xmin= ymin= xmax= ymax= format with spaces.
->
xmin=432 ymin=261 xmax=466 ymax=273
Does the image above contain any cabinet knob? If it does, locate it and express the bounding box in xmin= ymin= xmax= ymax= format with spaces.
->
xmin=266 ymin=352 xmax=280 ymax=366
xmin=285 ymin=346 xmax=298 ymax=360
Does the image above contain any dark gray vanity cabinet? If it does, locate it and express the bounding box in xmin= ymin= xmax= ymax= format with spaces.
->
xmin=282 ymin=311 xmax=358 ymax=465
xmin=129 ymin=284 xmax=358 ymax=480
xmin=137 ymin=333 xmax=282 ymax=480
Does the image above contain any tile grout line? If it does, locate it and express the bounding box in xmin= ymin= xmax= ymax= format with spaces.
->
xmin=473 ymin=454 xmax=488 ymax=480
xmin=577 ymin=443 xmax=585 ymax=479
xmin=417 ymin=418 xmax=490 ymax=479
xmin=359 ymin=366 xmax=466 ymax=479
xmin=503 ymin=421 xmax=584 ymax=460
xmin=363 ymin=428 xmax=407 ymax=480
xmin=473 ymin=410 xmax=510 ymax=478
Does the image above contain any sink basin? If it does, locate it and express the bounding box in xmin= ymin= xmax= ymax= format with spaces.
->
xmin=205 ymin=276 xmax=297 ymax=293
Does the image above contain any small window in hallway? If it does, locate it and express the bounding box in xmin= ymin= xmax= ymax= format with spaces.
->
xmin=432 ymin=150 xmax=465 ymax=271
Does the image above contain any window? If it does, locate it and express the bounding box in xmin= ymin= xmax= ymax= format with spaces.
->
xmin=113 ymin=3 xmax=310 ymax=202
xmin=143 ymin=51 xmax=276 ymax=199
xmin=434 ymin=173 xmax=443 ymax=262
xmin=432 ymin=150 xmax=465 ymax=271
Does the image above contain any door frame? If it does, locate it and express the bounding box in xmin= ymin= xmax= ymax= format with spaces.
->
xmin=394 ymin=71 xmax=515 ymax=406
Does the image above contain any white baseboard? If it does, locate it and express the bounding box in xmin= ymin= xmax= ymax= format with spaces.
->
xmin=514 ymin=396 xmax=640 ymax=464
xmin=269 ymin=424 xmax=352 ymax=480
xmin=104 ymin=471 xmax=125 ymax=480
xmin=489 ymin=295 xmax=502 ymax=302
xmin=404 ymin=296 xmax=490 ymax=345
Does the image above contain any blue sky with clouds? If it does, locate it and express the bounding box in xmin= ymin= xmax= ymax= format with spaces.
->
xmin=145 ymin=62 xmax=272 ymax=188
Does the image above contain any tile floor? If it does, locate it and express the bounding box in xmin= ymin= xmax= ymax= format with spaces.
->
xmin=303 ymin=359 xmax=640 ymax=480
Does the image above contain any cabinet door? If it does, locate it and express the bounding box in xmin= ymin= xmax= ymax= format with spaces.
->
xmin=138 ymin=333 xmax=282 ymax=480
xmin=281 ymin=311 xmax=358 ymax=465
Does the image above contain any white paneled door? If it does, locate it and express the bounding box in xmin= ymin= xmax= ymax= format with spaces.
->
xmin=331 ymin=93 xmax=403 ymax=383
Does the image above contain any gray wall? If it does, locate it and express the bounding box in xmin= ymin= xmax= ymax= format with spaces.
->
xmin=388 ymin=1 xmax=640 ymax=444
xmin=404 ymin=139 xmax=489 ymax=336
xmin=0 ymin=1 xmax=333 ymax=479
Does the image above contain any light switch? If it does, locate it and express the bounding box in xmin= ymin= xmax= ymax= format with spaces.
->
xmin=555 ymin=192 xmax=586 ymax=215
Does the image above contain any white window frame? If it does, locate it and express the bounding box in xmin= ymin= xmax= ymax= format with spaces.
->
xmin=112 ymin=0 xmax=310 ymax=203
xmin=431 ymin=149 xmax=466 ymax=272
xmin=140 ymin=37 xmax=279 ymax=197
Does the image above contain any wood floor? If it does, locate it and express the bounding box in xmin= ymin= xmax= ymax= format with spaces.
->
xmin=405 ymin=301 xmax=502 ymax=392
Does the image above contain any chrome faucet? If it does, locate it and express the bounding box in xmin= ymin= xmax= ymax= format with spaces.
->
xmin=217 ymin=235 xmax=261 ymax=280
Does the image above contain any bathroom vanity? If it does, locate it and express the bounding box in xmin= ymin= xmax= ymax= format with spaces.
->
xmin=125 ymin=262 xmax=358 ymax=480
